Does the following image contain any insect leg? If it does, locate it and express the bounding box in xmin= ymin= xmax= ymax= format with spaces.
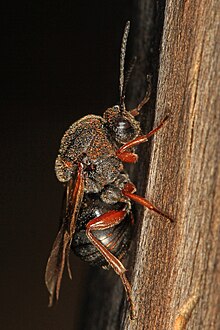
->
xmin=116 ymin=151 xmax=138 ymax=163
xmin=122 ymin=183 xmax=173 ymax=222
xmin=130 ymin=75 xmax=151 ymax=116
xmin=86 ymin=210 xmax=136 ymax=319
xmin=116 ymin=115 xmax=169 ymax=159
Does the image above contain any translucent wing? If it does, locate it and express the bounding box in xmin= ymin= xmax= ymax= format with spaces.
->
xmin=45 ymin=163 xmax=84 ymax=306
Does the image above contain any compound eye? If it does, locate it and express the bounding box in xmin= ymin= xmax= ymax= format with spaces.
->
xmin=113 ymin=116 xmax=135 ymax=143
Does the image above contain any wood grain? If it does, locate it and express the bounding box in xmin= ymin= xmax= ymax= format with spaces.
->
xmin=122 ymin=0 xmax=220 ymax=329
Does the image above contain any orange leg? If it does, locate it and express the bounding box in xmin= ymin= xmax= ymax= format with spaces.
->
xmin=122 ymin=183 xmax=173 ymax=222
xmin=117 ymin=115 xmax=169 ymax=159
xmin=116 ymin=116 xmax=168 ymax=164
xmin=86 ymin=210 xmax=136 ymax=319
xmin=116 ymin=151 xmax=138 ymax=163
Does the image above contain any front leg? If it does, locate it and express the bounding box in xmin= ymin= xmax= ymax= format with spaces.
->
xmin=116 ymin=116 xmax=169 ymax=162
xmin=86 ymin=210 xmax=136 ymax=320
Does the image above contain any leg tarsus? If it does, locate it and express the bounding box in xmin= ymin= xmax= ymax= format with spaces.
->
xmin=121 ymin=273 xmax=136 ymax=320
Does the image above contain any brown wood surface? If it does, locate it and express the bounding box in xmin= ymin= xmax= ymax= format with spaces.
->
xmin=80 ymin=0 xmax=220 ymax=329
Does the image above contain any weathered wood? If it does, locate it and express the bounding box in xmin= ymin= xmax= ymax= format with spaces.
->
xmin=122 ymin=0 xmax=220 ymax=329
xmin=80 ymin=0 xmax=220 ymax=329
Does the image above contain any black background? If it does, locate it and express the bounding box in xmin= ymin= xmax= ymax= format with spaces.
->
xmin=1 ymin=1 xmax=134 ymax=329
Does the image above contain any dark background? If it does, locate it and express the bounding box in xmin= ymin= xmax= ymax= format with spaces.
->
xmin=0 ymin=1 xmax=135 ymax=329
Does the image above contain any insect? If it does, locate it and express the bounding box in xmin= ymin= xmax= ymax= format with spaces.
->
xmin=45 ymin=21 xmax=172 ymax=320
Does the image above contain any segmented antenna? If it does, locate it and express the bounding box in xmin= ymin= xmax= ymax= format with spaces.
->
xmin=119 ymin=21 xmax=130 ymax=112
xmin=123 ymin=56 xmax=137 ymax=98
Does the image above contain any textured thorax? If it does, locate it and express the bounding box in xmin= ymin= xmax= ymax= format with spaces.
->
xmin=58 ymin=115 xmax=115 ymax=159
xmin=55 ymin=115 xmax=124 ymax=193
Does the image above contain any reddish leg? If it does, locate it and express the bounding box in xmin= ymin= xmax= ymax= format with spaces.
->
xmin=117 ymin=151 xmax=138 ymax=163
xmin=123 ymin=183 xmax=173 ymax=222
xmin=86 ymin=210 xmax=136 ymax=320
xmin=117 ymin=116 xmax=169 ymax=160
xmin=130 ymin=75 xmax=152 ymax=116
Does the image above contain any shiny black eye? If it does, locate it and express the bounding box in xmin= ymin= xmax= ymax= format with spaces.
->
xmin=113 ymin=116 xmax=135 ymax=143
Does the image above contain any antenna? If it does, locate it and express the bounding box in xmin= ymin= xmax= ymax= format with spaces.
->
xmin=119 ymin=21 xmax=130 ymax=112
xmin=123 ymin=56 xmax=137 ymax=98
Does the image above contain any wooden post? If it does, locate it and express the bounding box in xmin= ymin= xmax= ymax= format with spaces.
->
xmin=80 ymin=0 xmax=220 ymax=329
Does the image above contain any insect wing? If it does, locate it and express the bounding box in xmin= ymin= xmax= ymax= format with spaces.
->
xmin=45 ymin=163 xmax=84 ymax=307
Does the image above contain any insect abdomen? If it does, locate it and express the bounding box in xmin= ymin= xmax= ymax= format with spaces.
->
xmin=72 ymin=214 xmax=133 ymax=268
xmin=71 ymin=194 xmax=133 ymax=267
